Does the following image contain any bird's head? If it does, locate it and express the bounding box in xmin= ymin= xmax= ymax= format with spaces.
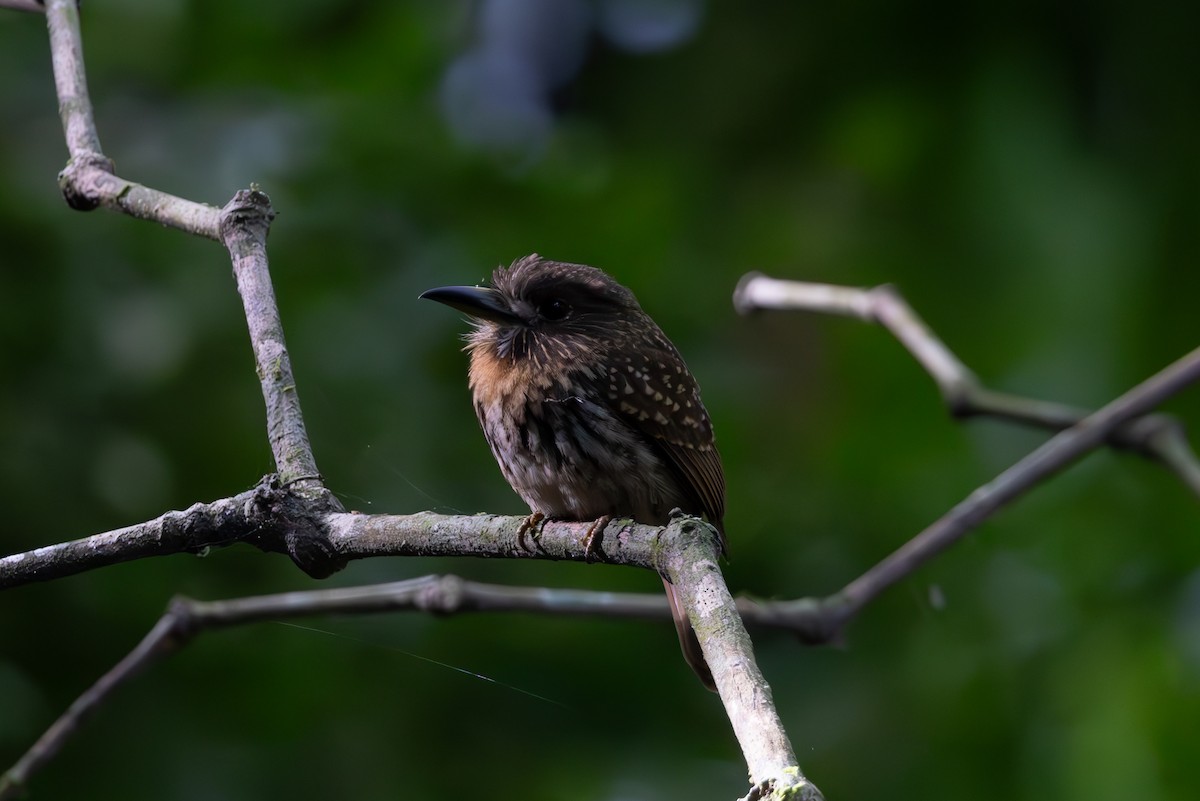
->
xmin=420 ymin=254 xmax=650 ymax=365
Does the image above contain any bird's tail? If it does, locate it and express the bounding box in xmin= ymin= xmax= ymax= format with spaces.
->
xmin=663 ymin=578 xmax=716 ymax=691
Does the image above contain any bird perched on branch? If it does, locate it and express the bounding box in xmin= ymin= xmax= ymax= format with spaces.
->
xmin=421 ymin=254 xmax=726 ymax=690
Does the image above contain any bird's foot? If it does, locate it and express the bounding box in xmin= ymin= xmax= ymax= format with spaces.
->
xmin=582 ymin=515 xmax=611 ymax=563
xmin=516 ymin=511 xmax=545 ymax=553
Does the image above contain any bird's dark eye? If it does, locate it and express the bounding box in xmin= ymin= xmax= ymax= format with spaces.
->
xmin=539 ymin=298 xmax=572 ymax=321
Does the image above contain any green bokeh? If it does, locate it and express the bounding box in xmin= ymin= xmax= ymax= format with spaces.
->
xmin=2 ymin=2 xmax=1198 ymax=800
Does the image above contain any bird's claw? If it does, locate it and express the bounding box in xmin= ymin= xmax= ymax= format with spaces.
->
xmin=582 ymin=515 xmax=611 ymax=563
xmin=517 ymin=512 xmax=545 ymax=552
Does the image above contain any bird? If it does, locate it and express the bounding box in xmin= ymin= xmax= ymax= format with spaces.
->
xmin=420 ymin=254 xmax=726 ymax=689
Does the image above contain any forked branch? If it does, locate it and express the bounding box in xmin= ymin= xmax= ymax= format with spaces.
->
xmin=734 ymin=274 xmax=1200 ymax=495
xmin=1 ymin=517 xmax=822 ymax=801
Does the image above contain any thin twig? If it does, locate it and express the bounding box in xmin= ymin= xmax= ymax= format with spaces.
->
xmin=734 ymin=273 xmax=1200 ymax=639
xmin=162 ymin=576 xmax=665 ymax=623
xmin=823 ymin=343 xmax=1200 ymax=633
xmin=44 ymin=0 xmax=100 ymax=157
xmin=0 ymin=525 xmax=825 ymax=639
xmin=734 ymin=274 xmax=1200 ymax=496
xmin=0 ymin=487 xmax=271 ymax=590
xmin=0 ymin=1 xmax=45 ymax=14
xmin=0 ymin=610 xmax=197 ymax=799
xmin=40 ymin=0 xmax=335 ymax=527
xmin=219 ymin=189 xmax=323 ymax=488
xmin=43 ymin=0 xmax=221 ymax=235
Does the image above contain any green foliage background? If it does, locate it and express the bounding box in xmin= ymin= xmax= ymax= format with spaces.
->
xmin=2 ymin=2 xmax=1198 ymax=799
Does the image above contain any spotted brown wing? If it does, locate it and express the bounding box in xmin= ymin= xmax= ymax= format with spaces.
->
xmin=599 ymin=327 xmax=727 ymax=552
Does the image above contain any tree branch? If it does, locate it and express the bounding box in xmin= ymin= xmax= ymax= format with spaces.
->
xmin=220 ymin=189 xmax=325 ymax=489
xmin=0 ymin=506 xmax=826 ymax=638
xmin=43 ymin=0 xmax=221 ymax=234
xmin=2 ymin=517 xmax=821 ymax=801
xmin=733 ymin=272 xmax=1200 ymax=642
xmin=733 ymin=274 xmax=1200 ymax=495
xmin=43 ymin=0 xmax=327 ymax=495
xmin=0 ymin=499 xmax=699 ymax=590
xmin=0 ymin=612 xmax=190 ymax=800
xmin=0 ymin=1 xmax=45 ymax=16
xmin=0 ymin=486 xmax=266 ymax=589
xmin=827 ymin=342 xmax=1200 ymax=631
xmin=659 ymin=516 xmax=821 ymax=799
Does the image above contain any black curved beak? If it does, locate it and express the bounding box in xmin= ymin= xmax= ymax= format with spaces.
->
xmin=419 ymin=285 xmax=520 ymax=324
